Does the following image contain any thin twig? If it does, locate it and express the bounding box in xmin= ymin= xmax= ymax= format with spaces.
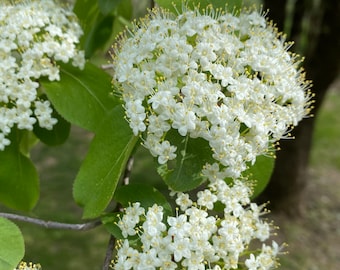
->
xmin=123 ymin=156 xmax=134 ymax=185
xmin=102 ymin=235 xmax=116 ymax=270
xmin=101 ymin=64 xmax=114 ymax=70
xmin=0 ymin=212 xmax=101 ymax=231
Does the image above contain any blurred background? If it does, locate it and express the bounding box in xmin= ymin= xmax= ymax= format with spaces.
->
xmin=1 ymin=0 xmax=339 ymax=269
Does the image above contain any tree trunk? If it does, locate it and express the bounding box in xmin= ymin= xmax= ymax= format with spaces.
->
xmin=258 ymin=0 xmax=340 ymax=215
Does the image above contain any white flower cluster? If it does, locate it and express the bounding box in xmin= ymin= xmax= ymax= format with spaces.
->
xmin=113 ymin=7 xmax=312 ymax=178
xmin=0 ymin=0 xmax=85 ymax=150
xmin=114 ymin=179 xmax=280 ymax=269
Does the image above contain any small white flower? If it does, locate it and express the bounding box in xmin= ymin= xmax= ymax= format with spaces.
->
xmin=171 ymin=104 xmax=197 ymax=136
xmin=125 ymin=99 xmax=147 ymax=135
xmin=117 ymin=216 xmax=137 ymax=238
xmin=175 ymin=192 xmax=193 ymax=211
xmin=118 ymin=246 xmax=140 ymax=269
xmin=197 ymin=189 xmax=217 ymax=210
xmin=245 ymin=253 xmax=259 ymax=270
xmin=0 ymin=133 xmax=10 ymax=150
xmin=167 ymin=214 xmax=191 ymax=238
xmin=125 ymin=202 xmax=145 ymax=221
xmin=254 ymin=220 xmax=271 ymax=241
xmin=16 ymin=112 xmax=36 ymax=130
xmin=181 ymin=252 xmax=205 ymax=270
xmin=137 ymin=248 xmax=162 ymax=269
xmin=156 ymin=140 xmax=177 ymax=164
xmin=170 ymin=236 xmax=192 ymax=262
xmin=143 ymin=204 xmax=167 ymax=236
xmin=148 ymin=114 xmax=171 ymax=137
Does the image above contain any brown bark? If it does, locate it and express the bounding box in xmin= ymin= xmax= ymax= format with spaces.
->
xmin=258 ymin=0 xmax=340 ymax=214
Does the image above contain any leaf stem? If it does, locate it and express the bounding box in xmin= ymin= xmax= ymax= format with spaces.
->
xmin=123 ymin=156 xmax=134 ymax=185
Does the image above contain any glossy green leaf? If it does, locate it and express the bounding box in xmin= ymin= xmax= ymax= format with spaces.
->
xmin=73 ymin=0 xmax=99 ymax=53
xmin=73 ymin=107 xmax=138 ymax=219
xmin=74 ymin=0 xmax=98 ymax=21
xmin=0 ymin=130 xmax=39 ymax=211
xmin=245 ymin=155 xmax=275 ymax=198
xmin=114 ymin=183 xmax=172 ymax=215
xmin=83 ymin=14 xmax=115 ymax=58
xmin=75 ymin=0 xmax=132 ymax=57
xmin=0 ymin=218 xmax=25 ymax=270
xmin=114 ymin=0 xmax=133 ymax=20
xmin=158 ymin=132 xmax=214 ymax=192
xmin=42 ymin=62 xmax=119 ymax=132
xmin=101 ymin=212 xmax=124 ymax=239
xmin=33 ymin=109 xmax=71 ymax=146
xmin=18 ymin=130 xmax=38 ymax=156
xmin=98 ymin=0 xmax=123 ymax=15
xmin=108 ymin=0 xmax=133 ymax=48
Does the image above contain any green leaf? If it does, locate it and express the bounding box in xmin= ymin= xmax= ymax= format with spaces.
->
xmin=73 ymin=106 xmax=138 ymax=219
xmin=74 ymin=0 xmax=98 ymax=21
xmin=244 ymin=155 xmax=275 ymax=198
xmin=18 ymin=130 xmax=38 ymax=156
xmin=42 ymin=62 xmax=119 ymax=132
xmin=84 ymin=14 xmax=115 ymax=58
xmin=0 ymin=218 xmax=25 ymax=270
xmin=114 ymin=0 xmax=133 ymax=20
xmin=75 ymin=0 xmax=133 ymax=57
xmin=114 ymin=183 xmax=172 ymax=215
xmin=158 ymin=131 xmax=214 ymax=192
xmin=98 ymin=0 xmax=123 ymax=15
xmin=33 ymin=108 xmax=71 ymax=146
xmin=153 ymin=0 xmax=183 ymax=13
xmin=101 ymin=212 xmax=124 ymax=239
xmin=109 ymin=0 xmax=133 ymax=47
xmin=0 ymin=129 xmax=39 ymax=211
xmin=74 ymin=0 xmax=100 ymax=54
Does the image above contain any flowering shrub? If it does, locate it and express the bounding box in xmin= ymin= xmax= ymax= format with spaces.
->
xmin=0 ymin=0 xmax=85 ymax=150
xmin=112 ymin=6 xmax=312 ymax=179
xmin=0 ymin=0 xmax=313 ymax=269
